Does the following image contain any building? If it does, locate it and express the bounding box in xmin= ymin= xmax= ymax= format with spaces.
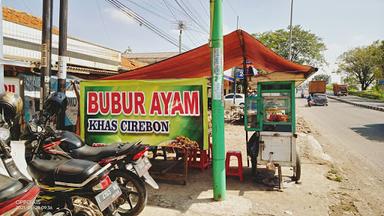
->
xmin=124 ymin=52 xmax=178 ymax=65
xmin=1 ymin=7 xmax=144 ymax=125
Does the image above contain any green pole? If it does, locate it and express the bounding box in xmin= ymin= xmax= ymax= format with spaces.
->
xmin=210 ymin=0 xmax=226 ymax=201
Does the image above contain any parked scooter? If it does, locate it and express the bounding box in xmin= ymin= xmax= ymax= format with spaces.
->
xmin=0 ymin=129 xmax=40 ymax=215
xmin=0 ymin=92 xmax=122 ymax=215
xmin=29 ymin=92 xmax=159 ymax=216
xmin=0 ymin=92 xmax=40 ymax=215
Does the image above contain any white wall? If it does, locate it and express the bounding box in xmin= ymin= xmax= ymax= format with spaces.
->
xmin=2 ymin=20 xmax=121 ymax=71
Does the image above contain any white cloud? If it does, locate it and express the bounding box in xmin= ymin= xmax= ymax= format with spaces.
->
xmin=104 ymin=8 xmax=135 ymax=25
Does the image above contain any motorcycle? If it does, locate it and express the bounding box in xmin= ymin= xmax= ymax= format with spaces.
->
xmin=0 ymin=92 xmax=122 ymax=215
xmin=0 ymin=92 xmax=40 ymax=216
xmin=30 ymin=92 xmax=158 ymax=216
xmin=0 ymin=128 xmax=40 ymax=216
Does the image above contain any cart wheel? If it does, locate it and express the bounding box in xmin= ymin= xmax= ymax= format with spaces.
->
xmin=292 ymin=154 xmax=301 ymax=184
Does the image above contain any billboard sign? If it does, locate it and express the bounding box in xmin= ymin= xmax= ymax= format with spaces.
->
xmin=80 ymin=78 xmax=208 ymax=149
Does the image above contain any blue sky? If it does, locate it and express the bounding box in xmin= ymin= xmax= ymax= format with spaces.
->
xmin=3 ymin=0 xmax=384 ymax=78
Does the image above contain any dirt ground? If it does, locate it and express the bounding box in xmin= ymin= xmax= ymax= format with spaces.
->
xmin=140 ymin=118 xmax=359 ymax=216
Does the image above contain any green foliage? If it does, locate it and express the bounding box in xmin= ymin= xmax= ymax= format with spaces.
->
xmin=376 ymin=40 xmax=384 ymax=79
xmin=253 ymin=25 xmax=327 ymax=68
xmin=338 ymin=41 xmax=384 ymax=90
xmin=349 ymin=89 xmax=384 ymax=101
xmin=312 ymin=74 xmax=331 ymax=84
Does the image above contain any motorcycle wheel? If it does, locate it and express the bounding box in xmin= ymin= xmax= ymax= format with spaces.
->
xmin=109 ymin=170 xmax=147 ymax=216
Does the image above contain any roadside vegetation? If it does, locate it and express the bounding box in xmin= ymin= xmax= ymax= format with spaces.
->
xmin=253 ymin=25 xmax=327 ymax=68
xmin=334 ymin=40 xmax=384 ymax=101
xmin=326 ymin=166 xmax=343 ymax=182
xmin=349 ymin=88 xmax=384 ymax=101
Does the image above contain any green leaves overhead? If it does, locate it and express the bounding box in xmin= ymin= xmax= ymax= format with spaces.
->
xmin=312 ymin=74 xmax=331 ymax=84
xmin=253 ymin=25 xmax=327 ymax=68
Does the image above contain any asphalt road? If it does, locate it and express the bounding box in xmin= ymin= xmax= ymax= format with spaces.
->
xmin=297 ymin=97 xmax=384 ymax=171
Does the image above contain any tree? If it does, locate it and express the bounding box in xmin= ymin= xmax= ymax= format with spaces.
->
xmin=312 ymin=74 xmax=330 ymax=84
xmin=375 ymin=40 xmax=384 ymax=79
xmin=253 ymin=25 xmax=327 ymax=67
xmin=338 ymin=42 xmax=383 ymax=90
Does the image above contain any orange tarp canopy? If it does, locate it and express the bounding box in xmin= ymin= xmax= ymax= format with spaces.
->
xmin=104 ymin=30 xmax=316 ymax=80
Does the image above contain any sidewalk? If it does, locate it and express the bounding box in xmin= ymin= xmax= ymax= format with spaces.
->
xmin=327 ymin=93 xmax=384 ymax=112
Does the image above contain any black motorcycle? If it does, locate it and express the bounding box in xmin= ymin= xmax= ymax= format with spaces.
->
xmin=0 ymin=92 xmax=122 ymax=215
xmin=29 ymin=92 xmax=159 ymax=216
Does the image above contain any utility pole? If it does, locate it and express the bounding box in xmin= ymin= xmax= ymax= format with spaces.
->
xmin=211 ymin=0 xmax=226 ymax=201
xmin=177 ymin=21 xmax=185 ymax=54
xmin=288 ymin=0 xmax=294 ymax=61
xmin=57 ymin=0 xmax=68 ymax=129
xmin=0 ymin=0 xmax=4 ymax=93
xmin=40 ymin=0 xmax=53 ymax=111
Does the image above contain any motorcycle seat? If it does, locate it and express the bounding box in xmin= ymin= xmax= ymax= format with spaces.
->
xmin=28 ymin=157 xmax=103 ymax=187
xmin=0 ymin=174 xmax=23 ymax=202
xmin=69 ymin=142 xmax=135 ymax=162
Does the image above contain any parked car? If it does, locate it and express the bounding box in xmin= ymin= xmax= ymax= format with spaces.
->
xmin=224 ymin=93 xmax=245 ymax=106
xmin=309 ymin=93 xmax=328 ymax=106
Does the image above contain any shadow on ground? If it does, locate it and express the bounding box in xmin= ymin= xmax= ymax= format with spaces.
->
xmin=351 ymin=124 xmax=384 ymax=142
xmin=146 ymin=166 xmax=296 ymax=214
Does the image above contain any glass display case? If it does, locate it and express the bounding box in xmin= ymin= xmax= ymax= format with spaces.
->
xmin=245 ymin=81 xmax=296 ymax=133
xmin=245 ymin=93 xmax=258 ymax=129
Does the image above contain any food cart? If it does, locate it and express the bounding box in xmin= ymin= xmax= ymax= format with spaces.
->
xmin=244 ymin=81 xmax=301 ymax=189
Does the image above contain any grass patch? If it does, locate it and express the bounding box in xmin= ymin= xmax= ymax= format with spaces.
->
xmin=326 ymin=167 xmax=343 ymax=182
xmin=349 ymin=89 xmax=384 ymax=101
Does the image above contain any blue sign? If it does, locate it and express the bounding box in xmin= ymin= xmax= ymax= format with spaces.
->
xmin=378 ymin=80 xmax=384 ymax=85
xmin=235 ymin=69 xmax=244 ymax=79
xmin=224 ymin=75 xmax=235 ymax=82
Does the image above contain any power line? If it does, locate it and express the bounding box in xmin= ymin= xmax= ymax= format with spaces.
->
xmin=96 ymin=0 xmax=112 ymax=44
xmin=173 ymin=0 xmax=209 ymax=34
xmin=162 ymin=0 xmax=178 ymax=21
xmin=105 ymin=0 xmax=189 ymax=50
xmin=180 ymin=0 xmax=208 ymax=28
xmin=123 ymin=0 xmax=173 ymax=23
xmin=197 ymin=0 xmax=210 ymax=20
xmin=225 ymin=0 xmax=238 ymax=16
xmin=162 ymin=0 xmax=200 ymax=48
xmin=21 ymin=0 xmax=33 ymax=13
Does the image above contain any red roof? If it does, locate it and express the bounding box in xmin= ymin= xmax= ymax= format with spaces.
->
xmin=103 ymin=30 xmax=316 ymax=80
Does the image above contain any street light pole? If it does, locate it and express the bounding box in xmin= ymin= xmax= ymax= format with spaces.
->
xmin=211 ymin=0 xmax=226 ymax=201
xmin=177 ymin=21 xmax=185 ymax=54
xmin=57 ymin=0 xmax=68 ymax=130
xmin=288 ymin=0 xmax=294 ymax=61
xmin=40 ymin=0 xmax=53 ymax=111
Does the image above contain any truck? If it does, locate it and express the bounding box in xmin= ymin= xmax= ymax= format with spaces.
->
xmin=333 ymin=84 xmax=348 ymax=96
xmin=308 ymin=81 xmax=328 ymax=106
xmin=308 ymin=80 xmax=326 ymax=94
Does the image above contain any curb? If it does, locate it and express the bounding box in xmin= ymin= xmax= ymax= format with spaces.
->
xmin=327 ymin=95 xmax=384 ymax=112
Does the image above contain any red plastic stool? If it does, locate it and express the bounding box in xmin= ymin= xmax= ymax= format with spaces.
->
xmin=225 ymin=151 xmax=243 ymax=181
xmin=188 ymin=149 xmax=211 ymax=171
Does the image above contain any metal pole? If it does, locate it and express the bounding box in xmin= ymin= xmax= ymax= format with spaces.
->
xmin=236 ymin=15 xmax=239 ymax=30
xmin=57 ymin=0 xmax=68 ymax=129
xmin=288 ymin=0 xmax=294 ymax=61
xmin=179 ymin=29 xmax=182 ymax=54
xmin=211 ymin=0 xmax=226 ymax=201
xmin=233 ymin=69 xmax=236 ymax=104
xmin=40 ymin=0 xmax=53 ymax=111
